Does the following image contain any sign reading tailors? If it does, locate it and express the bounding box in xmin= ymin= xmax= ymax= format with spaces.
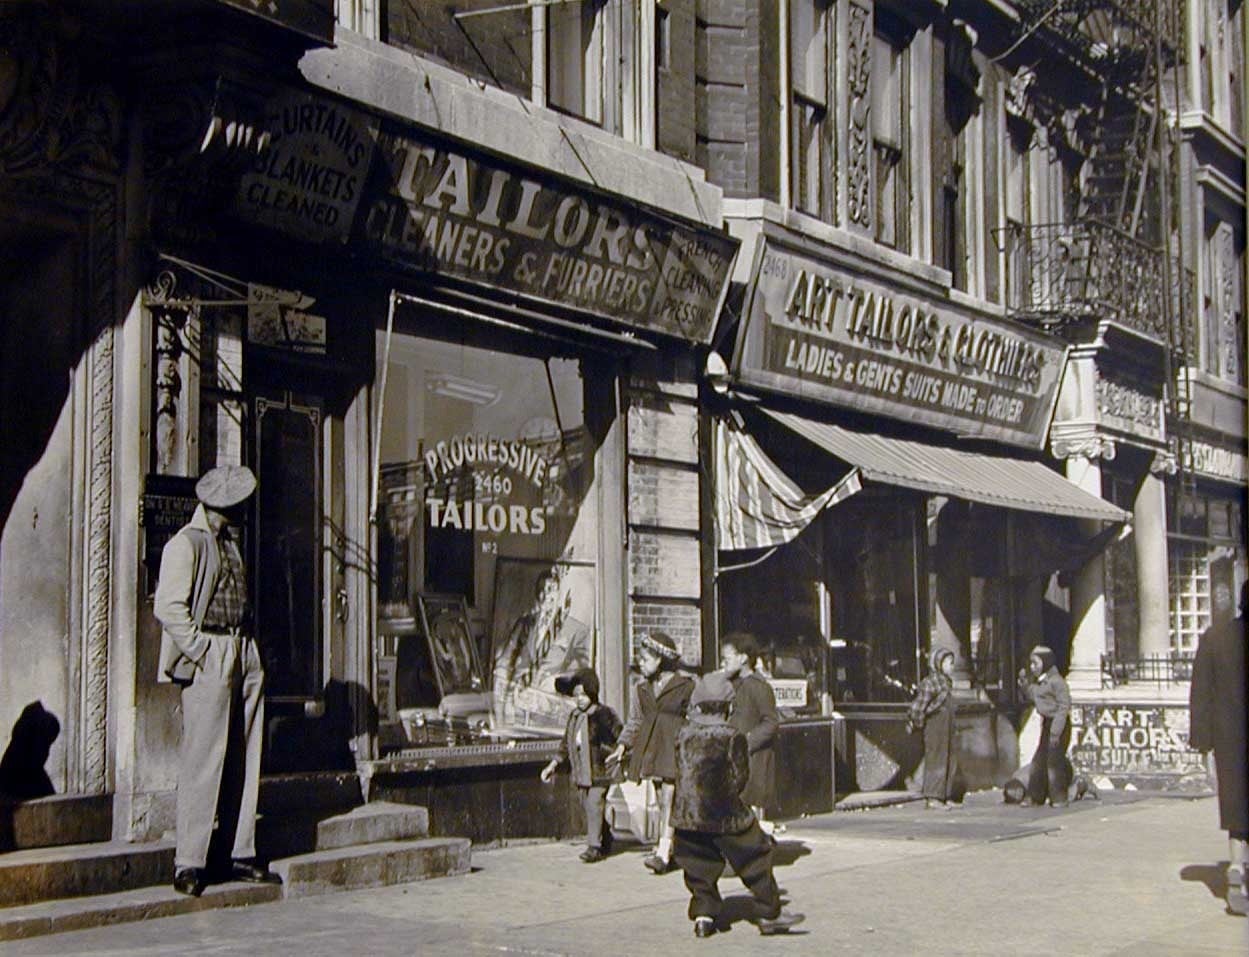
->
xmin=357 ymin=122 xmax=738 ymax=343
xmin=735 ymin=239 xmax=1067 ymax=447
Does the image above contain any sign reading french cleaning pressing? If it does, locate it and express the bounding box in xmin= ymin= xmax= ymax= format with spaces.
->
xmin=734 ymin=238 xmax=1068 ymax=447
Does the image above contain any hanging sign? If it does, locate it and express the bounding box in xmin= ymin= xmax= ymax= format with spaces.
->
xmin=236 ymin=91 xmax=378 ymax=244
xmin=1069 ymin=703 xmax=1206 ymax=779
xmin=355 ymin=122 xmax=738 ymax=343
xmin=734 ymin=238 xmax=1068 ymax=448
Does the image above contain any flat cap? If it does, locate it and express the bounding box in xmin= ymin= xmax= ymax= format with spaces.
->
xmin=195 ymin=465 xmax=257 ymax=510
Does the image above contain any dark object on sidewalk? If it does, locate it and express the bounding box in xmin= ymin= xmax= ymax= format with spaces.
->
xmin=231 ymin=859 xmax=281 ymax=884
xmin=644 ymin=852 xmax=679 ymax=874
xmin=173 ymin=867 xmax=206 ymax=897
xmin=694 ymin=917 xmax=716 ymax=937
xmin=756 ymin=911 xmax=806 ymax=935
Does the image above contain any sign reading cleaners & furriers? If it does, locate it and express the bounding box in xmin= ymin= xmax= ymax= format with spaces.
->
xmin=735 ymin=239 xmax=1068 ymax=447
xmin=359 ymin=123 xmax=737 ymax=343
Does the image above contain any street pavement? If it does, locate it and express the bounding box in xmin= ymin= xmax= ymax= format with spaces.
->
xmin=4 ymin=791 xmax=1247 ymax=956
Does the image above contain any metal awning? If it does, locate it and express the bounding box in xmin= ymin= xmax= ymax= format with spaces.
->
xmin=763 ymin=409 xmax=1131 ymax=523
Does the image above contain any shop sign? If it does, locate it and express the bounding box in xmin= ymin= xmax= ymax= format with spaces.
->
xmin=1184 ymin=439 xmax=1248 ymax=484
xmin=357 ymin=123 xmax=738 ymax=343
xmin=236 ymin=91 xmax=378 ymax=244
xmin=768 ymin=678 xmax=808 ymax=709
xmin=423 ymin=432 xmax=553 ymax=536
xmin=734 ymin=239 xmax=1067 ymax=447
xmin=1095 ymin=378 xmax=1163 ymax=442
xmin=1069 ymin=704 xmax=1206 ymax=778
xmin=140 ymin=474 xmax=200 ymax=582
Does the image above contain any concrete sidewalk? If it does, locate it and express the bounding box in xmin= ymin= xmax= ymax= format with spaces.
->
xmin=3 ymin=793 xmax=1246 ymax=956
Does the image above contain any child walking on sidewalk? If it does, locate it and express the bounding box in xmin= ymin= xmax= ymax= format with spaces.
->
xmin=672 ymin=671 xmax=804 ymax=938
xmin=541 ymin=667 xmax=622 ymax=863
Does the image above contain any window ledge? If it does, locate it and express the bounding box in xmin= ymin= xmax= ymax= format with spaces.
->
xmin=300 ymin=27 xmax=723 ymax=228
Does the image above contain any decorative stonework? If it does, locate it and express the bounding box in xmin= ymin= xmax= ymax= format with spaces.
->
xmin=148 ymin=271 xmax=195 ymax=476
xmin=1149 ymin=450 xmax=1178 ymax=476
xmin=846 ymin=0 xmax=872 ymax=231
xmin=1 ymin=4 xmax=121 ymax=795
xmin=1051 ymin=434 xmax=1117 ymax=461
xmin=0 ymin=6 xmax=121 ymax=178
xmin=1095 ymin=377 xmax=1162 ymax=438
xmin=1215 ymin=223 xmax=1240 ymax=383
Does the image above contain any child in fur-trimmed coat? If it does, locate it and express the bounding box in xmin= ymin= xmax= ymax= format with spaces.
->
xmin=671 ymin=671 xmax=804 ymax=939
xmin=541 ymin=668 xmax=622 ymax=863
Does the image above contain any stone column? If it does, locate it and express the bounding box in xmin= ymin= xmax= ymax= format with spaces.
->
xmin=1136 ymin=457 xmax=1174 ymax=657
xmin=1063 ymin=445 xmax=1113 ymax=691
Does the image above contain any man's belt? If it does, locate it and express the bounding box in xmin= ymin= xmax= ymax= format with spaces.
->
xmin=201 ymin=625 xmax=247 ymax=638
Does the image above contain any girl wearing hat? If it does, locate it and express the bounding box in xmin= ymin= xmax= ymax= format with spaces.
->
xmin=907 ymin=647 xmax=961 ymax=808
xmin=606 ymin=631 xmax=694 ymax=875
xmin=1017 ymin=645 xmax=1073 ymax=807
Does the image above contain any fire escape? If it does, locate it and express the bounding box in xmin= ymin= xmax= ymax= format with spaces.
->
xmin=1000 ymin=0 xmax=1194 ymax=477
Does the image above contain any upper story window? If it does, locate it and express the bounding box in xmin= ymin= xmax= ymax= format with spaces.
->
xmin=548 ymin=0 xmax=606 ymax=123
xmin=789 ymin=0 xmax=831 ymax=219
xmin=872 ymin=17 xmax=911 ymax=250
xmin=1201 ymin=216 xmax=1246 ymax=385
xmin=1199 ymin=0 xmax=1245 ymax=138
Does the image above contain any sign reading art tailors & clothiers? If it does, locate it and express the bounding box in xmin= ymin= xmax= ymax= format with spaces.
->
xmin=734 ymin=238 xmax=1068 ymax=448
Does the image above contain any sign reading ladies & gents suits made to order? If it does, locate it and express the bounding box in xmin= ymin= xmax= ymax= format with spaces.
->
xmin=734 ymin=238 xmax=1068 ymax=448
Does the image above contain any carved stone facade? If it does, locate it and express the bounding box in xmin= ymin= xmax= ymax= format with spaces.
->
xmin=0 ymin=3 xmax=122 ymax=795
xmin=845 ymin=0 xmax=872 ymax=231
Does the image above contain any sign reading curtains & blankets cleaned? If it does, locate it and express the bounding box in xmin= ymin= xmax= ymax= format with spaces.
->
xmin=734 ymin=238 xmax=1068 ymax=448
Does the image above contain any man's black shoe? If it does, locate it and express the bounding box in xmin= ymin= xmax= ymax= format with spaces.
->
xmin=756 ymin=910 xmax=805 ymax=935
xmin=172 ymin=867 xmax=206 ymax=897
xmin=231 ymin=860 xmax=282 ymax=885
xmin=693 ymin=917 xmax=716 ymax=938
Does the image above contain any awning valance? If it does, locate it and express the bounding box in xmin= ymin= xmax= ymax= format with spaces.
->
xmin=762 ymin=409 xmax=1130 ymax=523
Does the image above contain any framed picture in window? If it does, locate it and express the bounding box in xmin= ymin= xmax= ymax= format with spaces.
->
xmin=416 ymin=593 xmax=482 ymax=697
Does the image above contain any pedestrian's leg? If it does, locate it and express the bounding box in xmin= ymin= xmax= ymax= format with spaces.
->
xmin=584 ymin=786 xmax=608 ymax=850
xmin=674 ymin=829 xmax=726 ymax=920
xmin=229 ymin=637 xmax=265 ymax=862
xmin=176 ymin=639 xmax=231 ymax=871
xmin=1026 ymin=720 xmax=1051 ymax=805
xmin=655 ymin=780 xmax=675 ymax=862
xmin=719 ymin=821 xmax=781 ymax=920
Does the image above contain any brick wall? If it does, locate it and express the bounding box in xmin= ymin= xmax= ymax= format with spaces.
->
xmin=387 ymin=0 xmax=531 ymax=97
xmin=658 ymin=0 xmax=698 ymax=161
xmin=624 ymin=355 xmax=706 ymax=668
xmin=695 ymin=0 xmax=780 ymax=200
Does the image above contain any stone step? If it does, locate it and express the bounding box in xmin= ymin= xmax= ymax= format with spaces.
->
xmin=0 ymin=794 xmax=112 ymax=852
xmin=273 ymin=836 xmax=471 ymax=899
xmin=256 ymin=800 xmax=429 ymax=860
xmin=0 ymin=840 xmax=174 ymax=908
xmin=0 ymin=879 xmax=281 ymax=942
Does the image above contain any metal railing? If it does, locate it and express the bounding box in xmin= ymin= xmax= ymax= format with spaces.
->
xmin=1100 ymin=650 xmax=1195 ymax=689
xmin=1001 ymin=220 xmax=1174 ymax=340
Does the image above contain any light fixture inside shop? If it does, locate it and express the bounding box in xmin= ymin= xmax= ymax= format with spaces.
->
xmin=426 ymin=372 xmax=501 ymax=407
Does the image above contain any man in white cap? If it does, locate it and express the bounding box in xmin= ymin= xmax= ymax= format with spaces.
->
xmin=154 ymin=464 xmax=278 ymax=896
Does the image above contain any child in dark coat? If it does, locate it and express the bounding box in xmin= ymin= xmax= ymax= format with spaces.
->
xmin=671 ymin=671 xmax=804 ymax=938
xmin=541 ymin=668 xmax=622 ymax=863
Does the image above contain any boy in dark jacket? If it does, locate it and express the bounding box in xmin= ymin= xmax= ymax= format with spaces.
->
xmin=672 ymin=671 xmax=804 ymax=938
xmin=541 ymin=668 xmax=622 ymax=862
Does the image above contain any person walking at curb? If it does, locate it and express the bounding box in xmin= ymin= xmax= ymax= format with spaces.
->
xmin=153 ymin=465 xmax=280 ymax=897
xmin=1017 ymin=645 xmax=1072 ymax=808
xmin=541 ymin=667 xmax=622 ymax=863
xmin=1189 ymin=581 xmax=1249 ymax=916
xmin=606 ymin=631 xmax=693 ymax=875
xmin=908 ymin=646 xmax=962 ymax=809
xmin=672 ymin=670 xmax=804 ymax=938
xmin=720 ymin=632 xmax=780 ymax=835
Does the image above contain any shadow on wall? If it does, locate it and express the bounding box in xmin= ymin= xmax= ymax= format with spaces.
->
xmin=0 ymin=701 xmax=60 ymax=801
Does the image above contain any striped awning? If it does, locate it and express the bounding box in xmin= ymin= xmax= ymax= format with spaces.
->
xmin=714 ymin=416 xmax=863 ymax=552
xmin=763 ymin=409 xmax=1131 ymax=523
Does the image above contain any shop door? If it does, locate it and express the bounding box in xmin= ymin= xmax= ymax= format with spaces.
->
xmin=252 ymin=388 xmax=338 ymax=770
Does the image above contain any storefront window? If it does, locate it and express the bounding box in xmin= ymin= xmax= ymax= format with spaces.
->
xmin=374 ymin=330 xmax=598 ymax=749
xmin=1168 ymin=485 xmax=1248 ymax=654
